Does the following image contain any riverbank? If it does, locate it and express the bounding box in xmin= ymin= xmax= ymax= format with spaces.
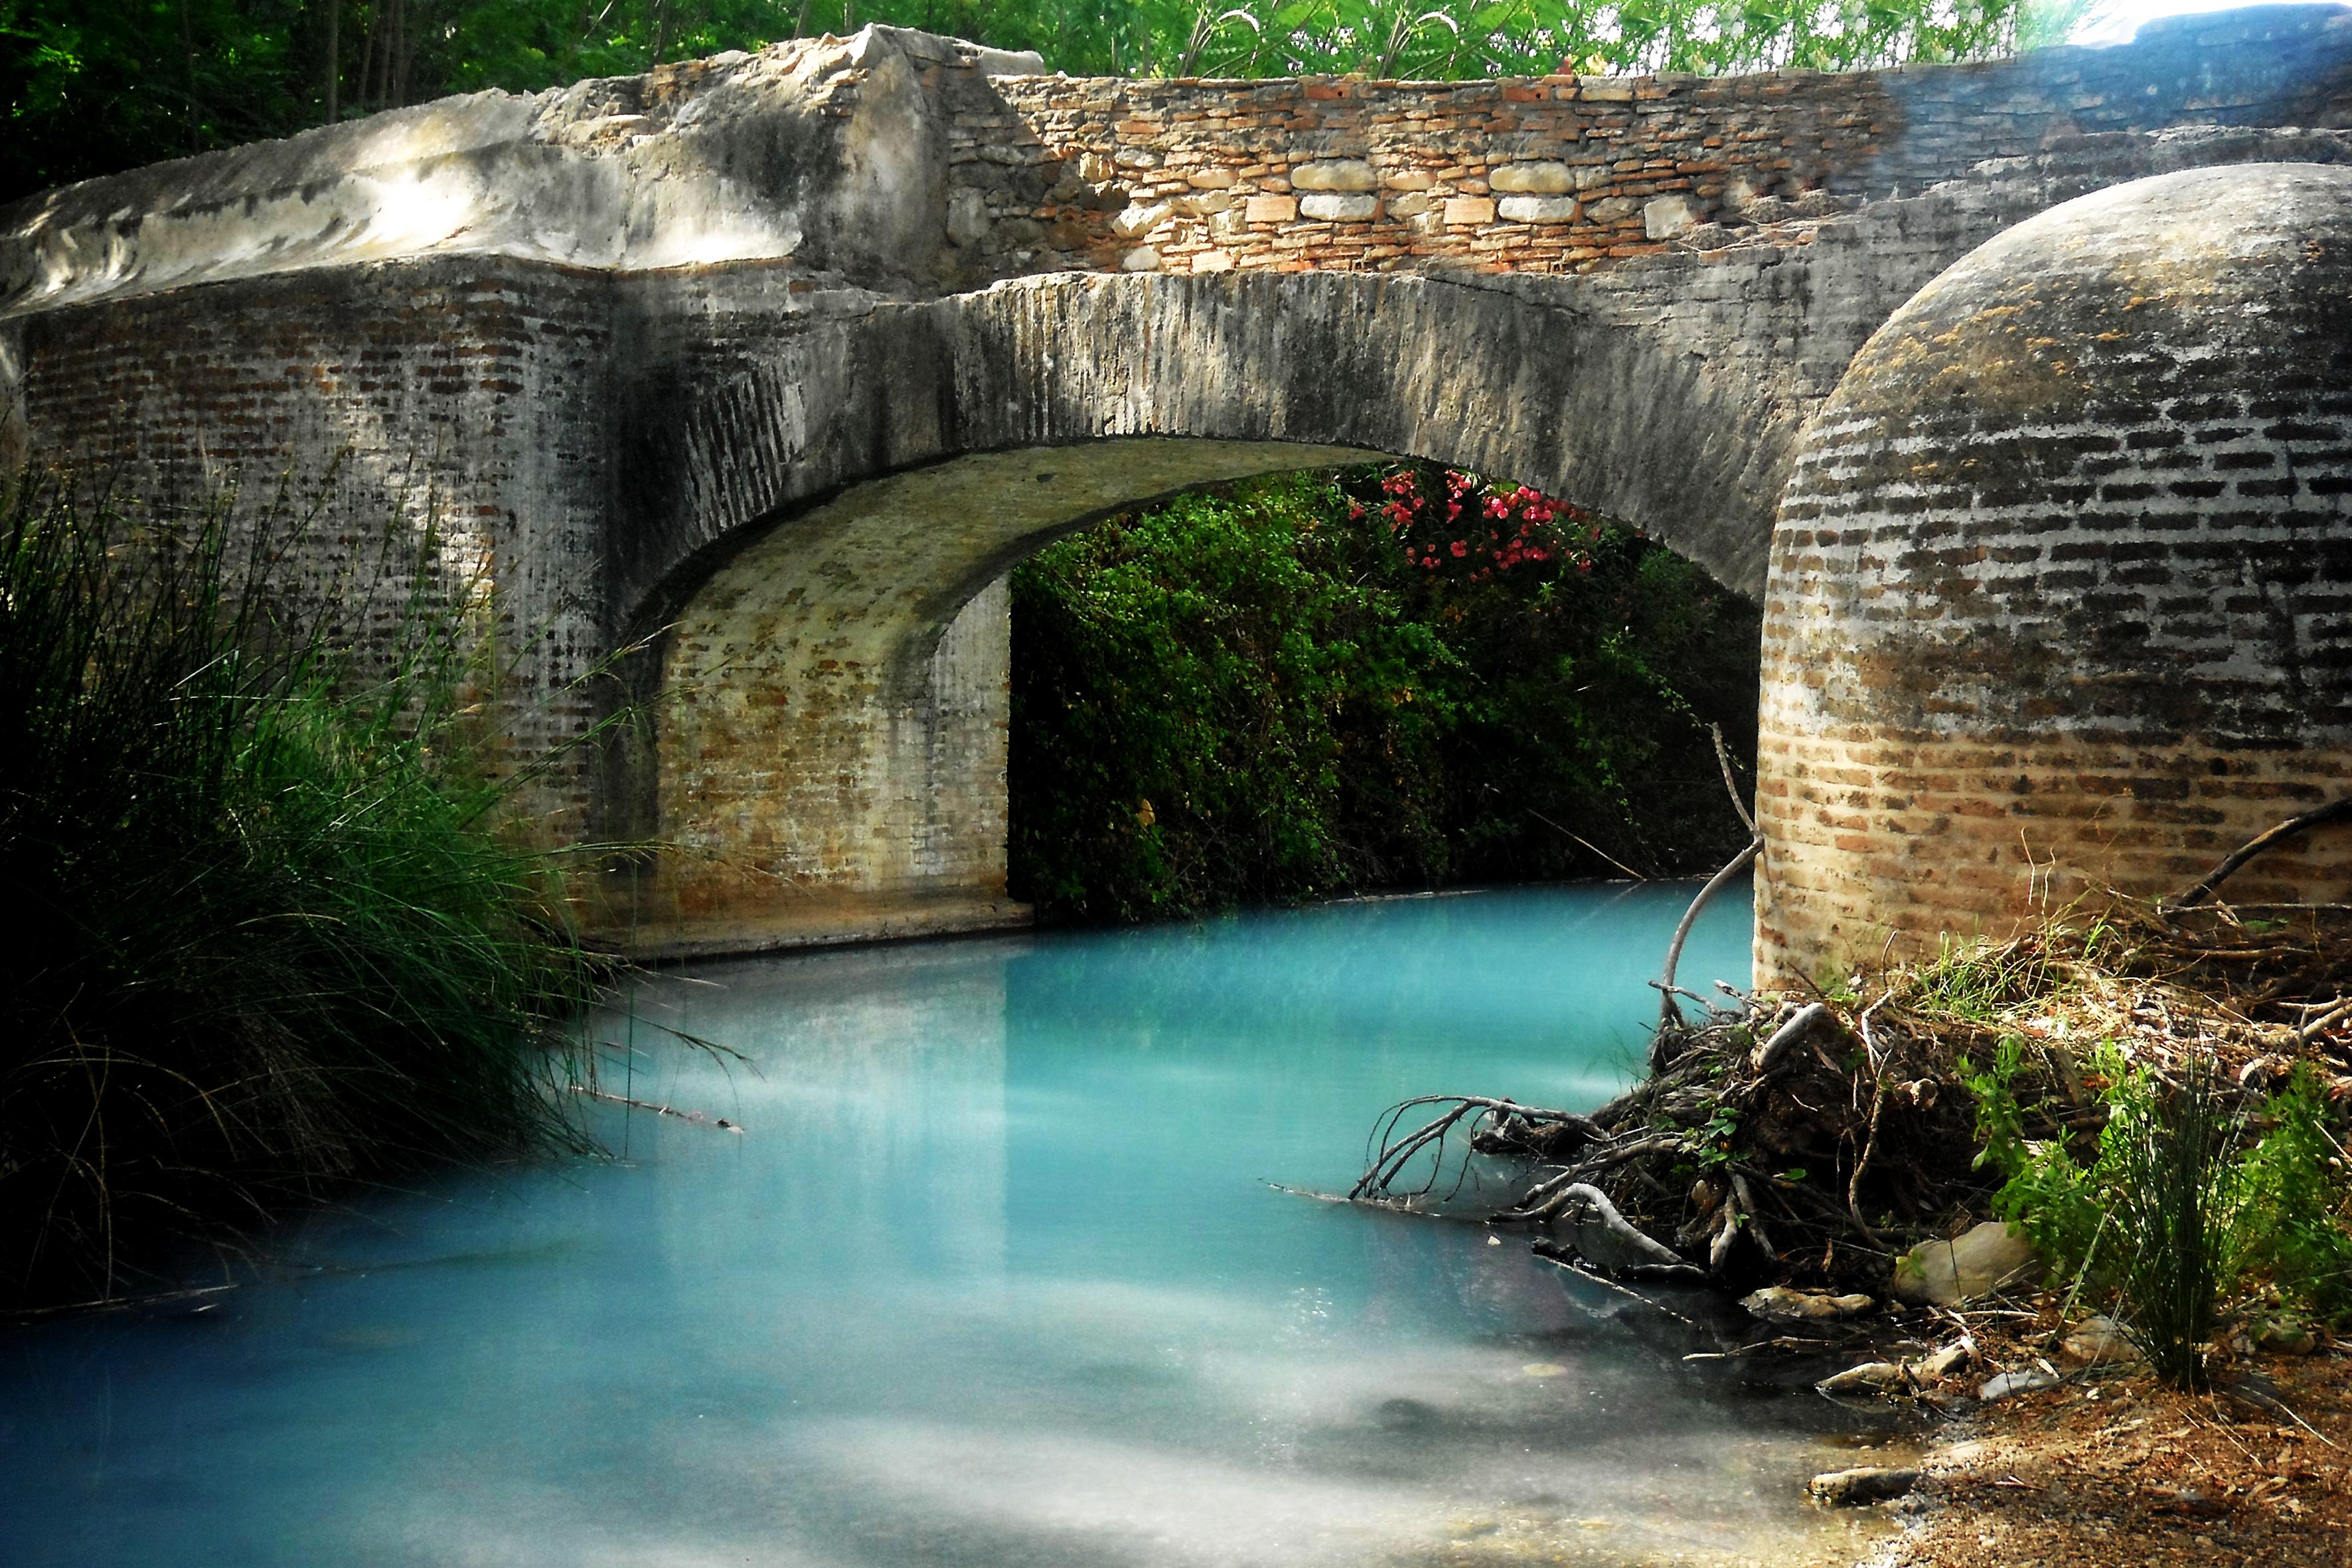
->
xmin=1872 ymin=1310 xmax=2352 ymax=1566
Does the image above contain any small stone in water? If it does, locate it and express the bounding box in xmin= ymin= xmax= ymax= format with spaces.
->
xmin=1521 ymin=1362 xmax=1567 ymax=1377
xmin=1740 ymin=1286 xmax=1875 ymax=1322
xmin=1816 ymin=1360 xmax=1908 ymax=1395
xmin=1808 ymin=1466 xmax=1920 ymax=1506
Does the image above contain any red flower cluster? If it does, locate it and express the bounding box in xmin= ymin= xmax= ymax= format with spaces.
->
xmin=1364 ymin=467 xmax=1594 ymax=582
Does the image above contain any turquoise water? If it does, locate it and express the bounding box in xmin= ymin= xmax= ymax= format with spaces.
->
xmin=0 ymin=883 xmax=1897 ymax=1567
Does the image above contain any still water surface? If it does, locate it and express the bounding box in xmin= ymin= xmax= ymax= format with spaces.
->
xmin=1 ymin=883 xmax=1901 ymax=1567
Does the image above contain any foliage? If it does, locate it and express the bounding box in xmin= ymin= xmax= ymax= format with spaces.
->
xmin=1963 ymin=1042 xmax=2352 ymax=1390
xmin=1007 ymin=465 xmax=1759 ymax=921
xmin=0 ymin=474 xmax=597 ymax=1306
xmin=0 ymin=0 xmax=2102 ymax=203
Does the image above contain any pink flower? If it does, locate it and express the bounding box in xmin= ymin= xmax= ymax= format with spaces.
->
xmin=1450 ymin=540 xmax=1467 ymax=558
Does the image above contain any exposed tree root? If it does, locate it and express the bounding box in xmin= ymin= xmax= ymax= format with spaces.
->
xmin=1352 ymin=888 xmax=2352 ymax=1295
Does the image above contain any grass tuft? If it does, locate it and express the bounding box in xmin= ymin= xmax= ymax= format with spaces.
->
xmin=0 ymin=473 xmax=601 ymax=1307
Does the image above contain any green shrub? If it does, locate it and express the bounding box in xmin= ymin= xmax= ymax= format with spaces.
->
xmin=0 ymin=475 xmax=598 ymax=1306
xmin=1964 ymin=1043 xmax=2352 ymax=1389
xmin=1007 ymin=465 xmax=1760 ymax=922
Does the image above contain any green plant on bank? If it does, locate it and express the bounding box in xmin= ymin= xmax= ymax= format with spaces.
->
xmin=1008 ymin=465 xmax=1759 ymax=922
xmin=0 ymin=473 xmax=600 ymax=1308
xmin=0 ymin=0 xmax=2102 ymax=204
xmin=1963 ymin=1040 xmax=2352 ymax=1390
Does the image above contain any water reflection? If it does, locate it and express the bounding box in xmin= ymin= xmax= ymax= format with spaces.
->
xmin=0 ymin=882 xmax=1903 ymax=1567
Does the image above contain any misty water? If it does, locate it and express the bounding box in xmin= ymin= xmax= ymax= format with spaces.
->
xmin=1 ymin=882 xmax=1908 ymax=1567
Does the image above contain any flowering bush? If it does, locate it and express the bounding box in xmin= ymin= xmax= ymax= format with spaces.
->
xmin=1009 ymin=465 xmax=1760 ymax=923
xmin=1357 ymin=467 xmax=1585 ymax=582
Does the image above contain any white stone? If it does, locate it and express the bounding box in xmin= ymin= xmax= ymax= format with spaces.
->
xmin=1490 ymin=161 xmax=1575 ymax=195
xmin=1498 ymin=195 xmax=1579 ymax=224
xmin=1291 ymin=159 xmax=1379 ymax=192
xmin=1386 ymin=193 xmax=1433 ymax=218
xmin=1979 ymin=1368 xmax=2059 ymax=1402
xmin=1644 ymin=194 xmax=1700 ymax=239
xmin=1583 ymin=195 xmax=1641 ymax=224
xmin=1120 ymin=246 xmax=1162 ymax=272
xmin=1891 ymin=1221 xmax=2043 ymax=1306
xmin=1299 ymin=193 xmax=1377 ymax=222
xmin=945 ymin=189 xmax=988 ymax=247
xmin=1111 ymin=201 xmax=1173 ymax=239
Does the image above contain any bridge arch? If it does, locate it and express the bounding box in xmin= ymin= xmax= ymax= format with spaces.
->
xmin=601 ymin=271 xmax=1790 ymax=952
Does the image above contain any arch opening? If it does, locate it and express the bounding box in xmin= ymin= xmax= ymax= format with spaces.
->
xmin=601 ymin=438 xmax=1384 ymax=957
xmin=595 ymin=433 xmax=1765 ymax=958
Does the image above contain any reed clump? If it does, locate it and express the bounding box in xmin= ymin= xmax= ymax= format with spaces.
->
xmin=0 ymin=475 xmax=600 ymax=1308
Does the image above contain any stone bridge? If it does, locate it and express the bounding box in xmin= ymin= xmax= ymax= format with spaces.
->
xmin=5 ymin=7 xmax=2352 ymax=969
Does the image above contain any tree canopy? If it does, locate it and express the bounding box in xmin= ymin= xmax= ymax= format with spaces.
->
xmin=1 ymin=0 xmax=2092 ymax=202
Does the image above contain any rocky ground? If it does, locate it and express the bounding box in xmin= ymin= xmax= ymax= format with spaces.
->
xmin=1836 ymin=1305 xmax=2352 ymax=1567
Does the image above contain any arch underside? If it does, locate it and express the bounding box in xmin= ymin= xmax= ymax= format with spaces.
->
xmin=601 ymin=439 xmax=1381 ymax=957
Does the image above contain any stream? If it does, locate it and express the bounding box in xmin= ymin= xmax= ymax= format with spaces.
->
xmin=0 ymin=882 xmax=1911 ymax=1566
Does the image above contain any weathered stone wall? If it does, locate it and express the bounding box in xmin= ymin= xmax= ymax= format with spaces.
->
xmin=941 ymin=5 xmax=2352 ymax=280
xmin=7 ymin=17 xmax=2352 ymax=955
xmin=1757 ymin=162 xmax=2352 ymax=981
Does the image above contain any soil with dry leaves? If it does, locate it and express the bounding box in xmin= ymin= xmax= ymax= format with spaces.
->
xmin=1864 ymin=1312 xmax=2352 ymax=1567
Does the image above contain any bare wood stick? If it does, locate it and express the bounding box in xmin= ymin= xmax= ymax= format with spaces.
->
xmin=1528 ymin=808 xmax=1646 ymax=880
xmin=1751 ymin=1001 xmax=1829 ymax=1075
xmin=1844 ymin=996 xmax=1891 ymax=1249
xmin=1657 ymin=837 xmax=1763 ymax=1030
xmin=1711 ymin=723 xmax=1757 ymax=834
xmin=2168 ymin=797 xmax=2352 ymax=910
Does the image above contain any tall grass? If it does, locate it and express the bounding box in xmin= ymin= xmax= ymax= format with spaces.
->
xmin=0 ymin=473 xmax=599 ymax=1308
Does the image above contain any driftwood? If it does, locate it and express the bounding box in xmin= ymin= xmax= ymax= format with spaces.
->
xmin=2168 ymin=797 xmax=2352 ymax=910
xmin=1348 ymin=871 xmax=2352 ymax=1294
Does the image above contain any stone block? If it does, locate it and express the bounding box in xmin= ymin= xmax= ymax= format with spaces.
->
xmin=1583 ymin=195 xmax=1640 ymax=224
xmin=1186 ymin=169 xmax=1237 ymax=189
xmin=1243 ymin=195 xmax=1298 ymax=224
xmin=1189 ymin=248 xmax=1235 ymax=272
xmin=1891 ymin=1221 xmax=2043 ymax=1306
xmin=1385 ymin=192 xmax=1433 ymax=217
xmin=1498 ymin=195 xmax=1578 ymax=223
xmin=945 ymin=189 xmax=988 ymax=247
xmin=1111 ymin=201 xmax=1172 ymax=238
xmin=1644 ymin=194 xmax=1700 ymax=238
xmin=1383 ymin=169 xmax=1436 ymax=191
xmin=1298 ymin=193 xmax=1377 ymax=222
xmin=1291 ymin=158 xmax=1379 ymax=192
xmin=1491 ymin=161 xmax=1574 ymax=194
xmin=1443 ymin=196 xmax=1495 ymax=226
xmin=1120 ymin=245 xmax=1161 ymax=271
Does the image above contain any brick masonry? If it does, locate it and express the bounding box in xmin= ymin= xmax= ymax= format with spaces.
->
xmin=3 ymin=15 xmax=2350 ymax=957
xmin=1757 ymin=161 xmax=2352 ymax=980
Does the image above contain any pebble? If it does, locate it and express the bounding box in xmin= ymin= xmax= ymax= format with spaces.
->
xmin=1808 ymin=1466 xmax=1921 ymax=1506
xmin=1979 ymin=1368 xmax=2061 ymax=1402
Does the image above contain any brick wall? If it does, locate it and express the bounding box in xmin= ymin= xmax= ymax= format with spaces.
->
xmin=1755 ymin=161 xmax=2352 ymax=981
xmin=943 ymin=7 xmax=2352 ymax=281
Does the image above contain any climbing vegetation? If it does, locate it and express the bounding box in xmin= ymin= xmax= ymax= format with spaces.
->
xmin=1006 ymin=465 xmax=1759 ymax=921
